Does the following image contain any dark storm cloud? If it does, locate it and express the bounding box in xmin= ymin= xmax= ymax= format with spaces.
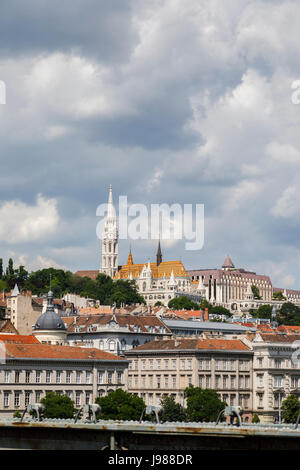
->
xmin=0 ymin=0 xmax=137 ymax=63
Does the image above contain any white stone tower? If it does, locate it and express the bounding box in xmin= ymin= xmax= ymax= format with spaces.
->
xmin=100 ymin=184 xmax=119 ymax=278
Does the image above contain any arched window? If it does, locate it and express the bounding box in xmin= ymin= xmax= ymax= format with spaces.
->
xmin=109 ymin=340 xmax=115 ymax=351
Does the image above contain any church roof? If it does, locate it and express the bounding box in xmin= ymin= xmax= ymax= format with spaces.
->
xmin=114 ymin=260 xmax=189 ymax=280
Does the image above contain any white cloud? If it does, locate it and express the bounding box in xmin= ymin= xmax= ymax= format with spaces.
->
xmin=0 ymin=194 xmax=59 ymax=243
xmin=271 ymin=186 xmax=300 ymax=218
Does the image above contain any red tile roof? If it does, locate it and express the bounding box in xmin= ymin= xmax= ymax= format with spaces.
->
xmin=260 ymin=333 xmax=300 ymax=343
xmin=0 ymin=334 xmax=39 ymax=344
xmin=4 ymin=343 xmax=126 ymax=361
xmin=128 ymin=338 xmax=250 ymax=352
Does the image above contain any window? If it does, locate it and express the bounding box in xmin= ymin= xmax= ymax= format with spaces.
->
xmin=142 ymin=360 xmax=146 ymax=370
xmin=117 ymin=372 xmax=122 ymax=384
xmin=76 ymin=372 xmax=81 ymax=384
xmin=215 ymin=360 xmax=220 ymax=371
xmin=274 ymin=376 xmax=283 ymax=388
xmin=215 ymin=375 xmax=220 ymax=389
xmin=164 ymin=375 xmax=169 ymax=388
xmin=257 ymin=374 xmax=263 ymax=387
xmin=172 ymin=376 xmax=176 ymax=388
xmin=275 ymin=359 xmax=282 ymax=369
xmin=76 ymin=392 xmax=81 ymax=407
xmin=56 ymin=371 xmax=61 ymax=384
xmin=85 ymin=392 xmax=91 ymax=405
xmin=35 ymin=391 xmax=41 ymax=403
xmin=36 ymin=371 xmax=41 ymax=384
xmin=223 ymin=375 xmax=228 ymax=389
xmin=66 ymin=371 xmax=71 ymax=384
xmin=25 ymin=391 xmax=31 ymax=406
xmin=15 ymin=371 xmax=20 ymax=384
xmin=164 ymin=359 xmax=169 ymax=370
xmin=46 ymin=371 xmax=51 ymax=384
xmin=14 ymin=391 xmax=20 ymax=407
xmin=149 ymin=360 xmax=153 ymax=370
xmin=172 ymin=360 xmax=176 ymax=370
xmin=230 ymin=394 xmax=235 ymax=406
xmin=157 ymin=360 xmax=161 ymax=370
xmin=25 ymin=371 xmax=31 ymax=383
xmin=206 ymin=376 xmax=210 ymax=388
xmin=86 ymin=372 xmax=91 ymax=384
xmin=107 ymin=372 xmax=113 ymax=384
xmin=199 ymin=360 xmax=203 ymax=371
xmin=4 ymin=392 xmax=9 ymax=407
xmin=99 ymin=340 xmax=104 ymax=350
xmin=199 ymin=375 xmax=203 ymax=388
xmin=180 ymin=360 xmax=185 ymax=370
xmin=4 ymin=371 xmax=10 ymax=384
xmin=141 ymin=375 xmax=146 ymax=387
xmin=109 ymin=340 xmax=115 ymax=351
xmin=230 ymin=376 xmax=235 ymax=388
xmin=291 ymin=376 xmax=298 ymax=388
xmin=157 ymin=375 xmax=161 ymax=389
xmin=187 ymin=375 xmax=192 ymax=386
xmin=187 ymin=360 xmax=192 ymax=370
xmin=245 ymin=376 xmax=250 ymax=389
xmin=98 ymin=372 xmax=104 ymax=384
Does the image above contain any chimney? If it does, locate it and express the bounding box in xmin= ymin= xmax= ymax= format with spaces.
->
xmin=203 ymin=308 xmax=209 ymax=321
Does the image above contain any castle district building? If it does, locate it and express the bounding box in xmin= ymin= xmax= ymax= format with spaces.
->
xmin=0 ymin=341 xmax=128 ymax=417
xmin=125 ymin=337 xmax=253 ymax=421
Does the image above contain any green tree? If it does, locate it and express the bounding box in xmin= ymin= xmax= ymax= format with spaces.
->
xmin=168 ymin=296 xmax=200 ymax=310
xmin=95 ymin=389 xmax=145 ymax=421
xmin=251 ymin=285 xmax=261 ymax=300
xmin=272 ymin=291 xmax=286 ymax=301
xmin=252 ymin=413 xmax=260 ymax=424
xmin=0 ymin=258 xmax=3 ymax=279
xmin=210 ymin=306 xmax=232 ymax=317
xmin=249 ymin=304 xmax=273 ymax=320
xmin=40 ymin=392 xmax=76 ymax=419
xmin=281 ymin=394 xmax=300 ymax=423
xmin=278 ymin=302 xmax=300 ymax=326
xmin=184 ymin=386 xmax=225 ymax=422
xmin=159 ymin=395 xmax=186 ymax=423
xmin=154 ymin=301 xmax=163 ymax=307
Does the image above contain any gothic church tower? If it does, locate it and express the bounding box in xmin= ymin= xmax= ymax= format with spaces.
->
xmin=100 ymin=184 xmax=118 ymax=278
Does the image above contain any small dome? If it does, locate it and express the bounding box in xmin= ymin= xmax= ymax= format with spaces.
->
xmin=34 ymin=290 xmax=66 ymax=331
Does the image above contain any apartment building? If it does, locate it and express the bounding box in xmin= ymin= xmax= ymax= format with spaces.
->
xmin=125 ymin=337 xmax=253 ymax=421
xmin=0 ymin=342 xmax=128 ymax=417
xmin=245 ymin=332 xmax=300 ymax=423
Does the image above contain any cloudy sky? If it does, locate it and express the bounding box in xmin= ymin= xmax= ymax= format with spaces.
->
xmin=0 ymin=0 xmax=300 ymax=288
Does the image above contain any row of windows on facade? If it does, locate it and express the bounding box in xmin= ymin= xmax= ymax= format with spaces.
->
xmin=129 ymin=358 xmax=250 ymax=371
xmin=1 ymin=370 xmax=123 ymax=385
xmin=128 ymin=374 xmax=251 ymax=390
xmin=256 ymin=357 xmax=299 ymax=369
xmin=2 ymin=389 xmax=95 ymax=408
xmin=139 ymin=391 xmax=251 ymax=410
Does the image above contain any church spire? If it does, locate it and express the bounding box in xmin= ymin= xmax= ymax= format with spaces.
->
xmin=127 ymin=247 xmax=133 ymax=265
xmin=156 ymin=239 xmax=162 ymax=266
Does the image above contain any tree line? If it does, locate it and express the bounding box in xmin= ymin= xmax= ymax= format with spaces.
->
xmin=0 ymin=258 xmax=145 ymax=307
xmin=17 ymin=388 xmax=300 ymax=424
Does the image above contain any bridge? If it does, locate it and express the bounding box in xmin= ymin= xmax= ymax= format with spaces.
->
xmin=0 ymin=418 xmax=300 ymax=450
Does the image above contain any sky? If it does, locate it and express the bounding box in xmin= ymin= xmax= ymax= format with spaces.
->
xmin=0 ymin=0 xmax=300 ymax=289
